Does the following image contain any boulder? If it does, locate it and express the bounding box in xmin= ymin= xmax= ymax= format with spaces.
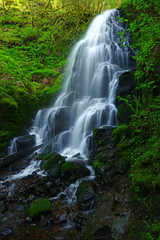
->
xmin=15 ymin=134 xmax=36 ymax=152
xmin=60 ymin=161 xmax=91 ymax=185
xmin=40 ymin=152 xmax=65 ymax=178
xmin=76 ymin=181 xmax=98 ymax=211
xmin=0 ymin=144 xmax=43 ymax=168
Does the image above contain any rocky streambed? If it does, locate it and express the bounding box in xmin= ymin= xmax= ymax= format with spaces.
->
xmin=0 ymin=128 xmax=135 ymax=240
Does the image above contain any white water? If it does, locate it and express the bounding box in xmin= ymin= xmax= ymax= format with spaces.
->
xmin=29 ymin=9 xmax=130 ymax=159
xmin=6 ymin=9 xmax=131 ymax=181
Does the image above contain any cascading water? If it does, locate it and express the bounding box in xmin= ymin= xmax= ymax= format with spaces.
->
xmin=0 ymin=10 xmax=133 ymax=237
xmin=9 ymin=9 xmax=131 ymax=160
xmin=29 ymin=9 xmax=130 ymax=159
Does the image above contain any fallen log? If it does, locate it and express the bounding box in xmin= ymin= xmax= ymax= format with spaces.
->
xmin=0 ymin=144 xmax=43 ymax=168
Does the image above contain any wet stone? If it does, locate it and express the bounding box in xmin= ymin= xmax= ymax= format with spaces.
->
xmin=0 ymin=201 xmax=5 ymax=213
xmin=40 ymin=214 xmax=50 ymax=227
xmin=112 ymin=214 xmax=130 ymax=239
xmin=0 ymin=228 xmax=13 ymax=236
xmin=76 ymin=181 xmax=98 ymax=211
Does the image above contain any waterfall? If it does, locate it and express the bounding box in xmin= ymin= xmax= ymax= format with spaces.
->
xmin=10 ymin=9 xmax=131 ymax=159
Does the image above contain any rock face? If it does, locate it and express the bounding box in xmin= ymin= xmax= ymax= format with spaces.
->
xmin=0 ymin=144 xmax=43 ymax=168
xmin=84 ymin=185 xmax=131 ymax=240
xmin=76 ymin=181 xmax=98 ymax=211
xmin=85 ymin=127 xmax=132 ymax=240
xmin=115 ymin=70 xmax=135 ymax=124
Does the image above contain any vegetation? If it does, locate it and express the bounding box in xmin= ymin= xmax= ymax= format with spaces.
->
xmin=0 ymin=0 xmax=110 ymax=151
xmin=111 ymin=0 xmax=160 ymax=239
xmin=29 ymin=198 xmax=51 ymax=219
xmin=0 ymin=0 xmax=159 ymax=238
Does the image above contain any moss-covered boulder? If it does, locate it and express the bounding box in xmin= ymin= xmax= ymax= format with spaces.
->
xmin=60 ymin=161 xmax=91 ymax=185
xmin=76 ymin=181 xmax=98 ymax=211
xmin=29 ymin=198 xmax=51 ymax=219
xmin=40 ymin=152 xmax=65 ymax=177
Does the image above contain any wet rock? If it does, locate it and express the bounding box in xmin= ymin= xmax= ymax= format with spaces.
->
xmin=0 ymin=144 xmax=42 ymax=168
xmin=72 ymin=153 xmax=81 ymax=158
xmin=44 ymin=181 xmax=55 ymax=190
xmin=115 ymin=158 xmax=129 ymax=174
xmin=39 ymin=144 xmax=52 ymax=156
xmin=0 ymin=201 xmax=5 ymax=213
xmin=40 ymin=214 xmax=50 ymax=227
xmin=0 ymin=193 xmax=6 ymax=201
xmin=90 ymin=127 xmax=116 ymax=161
xmin=36 ymin=185 xmax=48 ymax=195
xmin=85 ymin=211 xmax=113 ymax=240
xmin=60 ymin=161 xmax=91 ymax=185
xmin=115 ymin=70 xmax=135 ymax=124
xmin=16 ymin=134 xmax=36 ymax=152
xmin=116 ymin=71 xmax=135 ymax=107
xmin=40 ymin=152 xmax=65 ymax=178
xmin=76 ymin=181 xmax=98 ymax=211
xmin=0 ymin=228 xmax=13 ymax=236
xmin=24 ymin=185 xmax=36 ymax=196
xmin=112 ymin=214 xmax=130 ymax=239
xmin=62 ymin=91 xmax=79 ymax=106
xmin=52 ymin=206 xmax=70 ymax=224
xmin=54 ymin=107 xmax=71 ymax=135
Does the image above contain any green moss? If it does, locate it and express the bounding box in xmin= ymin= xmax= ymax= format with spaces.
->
xmin=126 ymin=195 xmax=160 ymax=240
xmin=29 ymin=198 xmax=51 ymax=219
xmin=69 ymin=174 xmax=76 ymax=182
xmin=0 ymin=4 xmax=89 ymax=150
xmin=130 ymin=136 xmax=160 ymax=192
xmin=93 ymin=128 xmax=98 ymax=135
xmin=1 ymin=95 xmax=18 ymax=109
xmin=43 ymin=152 xmax=55 ymax=161
xmin=111 ymin=124 xmax=128 ymax=143
xmin=98 ymin=139 xmax=104 ymax=145
xmin=93 ymin=161 xmax=102 ymax=175
xmin=43 ymin=152 xmax=65 ymax=173
xmin=60 ymin=162 xmax=72 ymax=173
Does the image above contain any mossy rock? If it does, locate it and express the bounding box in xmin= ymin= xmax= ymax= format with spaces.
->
xmin=29 ymin=198 xmax=51 ymax=219
xmin=76 ymin=181 xmax=98 ymax=211
xmin=60 ymin=161 xmax=91 ymax=185
xmin=41 ymin=152 xmax=65 ymax=177
xmin=111 ymin=124 xmax=133 ymax=144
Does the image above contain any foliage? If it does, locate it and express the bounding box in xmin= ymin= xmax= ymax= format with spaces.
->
xmin=0 ymin=2 xmax=87 ymax=150
xmin=0 ymin=0 xmax=124 ymax=151
xmin=110 ymin=1 xmax=160 ymax=238
xmin=29 ymin=198 xmax=51 ymax=219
